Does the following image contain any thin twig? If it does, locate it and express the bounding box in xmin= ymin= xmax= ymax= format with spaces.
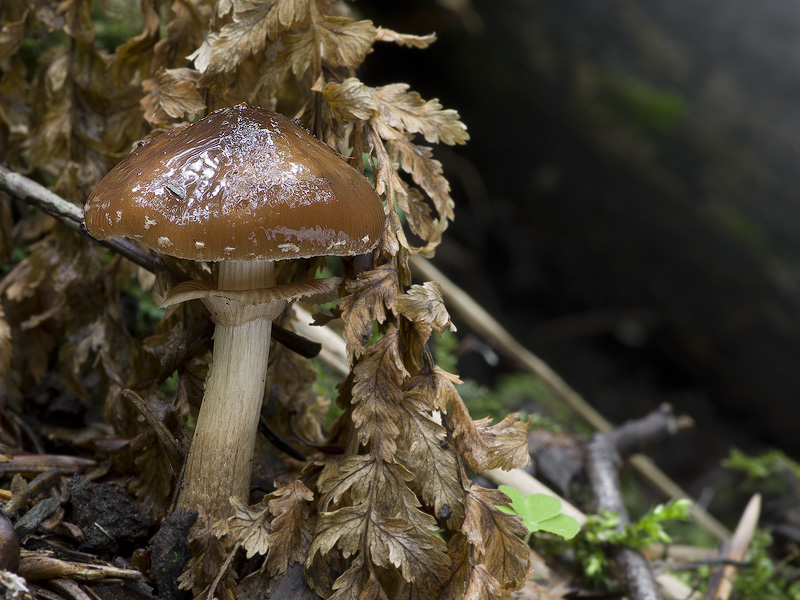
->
xmin=609 ymin=404 xmax=694 ymax=459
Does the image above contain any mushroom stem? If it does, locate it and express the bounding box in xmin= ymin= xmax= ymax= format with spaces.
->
xmin=177 ymin=259 xmax=276 ymax=518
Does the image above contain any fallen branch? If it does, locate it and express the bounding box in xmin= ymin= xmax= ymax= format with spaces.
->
xmin=19 ymin=552 xmax=143 ymax=581
xmin=586 ymin=431 xmax=663 ymax=600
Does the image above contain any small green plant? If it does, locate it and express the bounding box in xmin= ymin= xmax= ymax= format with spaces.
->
xmin=689 ymin=529 xmax=800 ymax=600
xmin=496 ymin=485 xmax=581 ymax=542
xmin=724 ymin=448 xmax=800 ymax=486
xmin=577 ymin=499 xmax=691 ymax=581
xmin=719 ymin=530 xmax=800 ymax=599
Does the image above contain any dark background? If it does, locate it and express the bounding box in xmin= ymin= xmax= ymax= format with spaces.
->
xmin=362 ymin=0 xmax=800 ymax=510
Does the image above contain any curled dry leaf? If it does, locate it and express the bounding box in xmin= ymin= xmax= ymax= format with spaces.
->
xmin=0 ymin=1 xmax=537 ymax=598
xmin=393 ymin=280 xmax=456 ymax=334
xmin=351 ymin=325 xmax=406 ymax=461
xmin=340 ymin=263 xmax=400 ymax=361
xmin=371 ymin=83 xmax=469 ymax=147
xmin=228 ymin=496 xmax=272 ymax=559
xmin=315 ymin=17 xmax=376 ymax=70
xmin=107 ymin=0 xmax=160 ymax=86
xmin=177 ymin=508 xmax=236 ymax=597
xmin=264 ymin=481 xmax=315 ymax=577
xmin=375 ymin=27 xmax=437 ymax=49
xmin=323 ymin=78 xmax=379 ymax=123
xmin=141 ymin=67 xmax=205 ymax=125
xmin=396 ymin=390 xmax=464 ymax=528
xmin=201 ymin=1 xmax=310 ymax=76
xmin=463 ymin=486 xmax=533 ymax=595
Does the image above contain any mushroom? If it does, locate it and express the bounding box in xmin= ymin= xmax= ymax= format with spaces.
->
xmin=84 ymin=104 xmax=384 ymax=518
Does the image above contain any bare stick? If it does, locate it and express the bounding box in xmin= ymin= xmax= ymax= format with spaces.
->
xmin=609 ymin=404 xmax=694 ymax=459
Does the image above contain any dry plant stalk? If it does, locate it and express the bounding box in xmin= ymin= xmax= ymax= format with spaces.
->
xmin=0 ymin=1 xmax=533 ymax=598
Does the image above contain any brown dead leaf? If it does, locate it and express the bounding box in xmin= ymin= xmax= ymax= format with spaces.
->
xmin=318 ymin=17 xmax=376 ymax=69
xmin=450 ymin=403 xmax=530 ymax=472
xmin=141 ymin=68 xmax=205 ymax=125
xmin=340 ymin=263 xmax=400 ymax=361
xmin=351 ymin=326 xmax=407 ymax=460
xmin=204 ymin=0 xmax=309 ymax=75
xmin=316 ymin=455 xmax=378 ymax=512
xmin=58 ymin=0 xmax=95 ymax=44
xmin=366 ymin=513 xmax=449 ymax=590
xmin=449 ymin=392 xmax=489 ymax=472
xmin=309 ymin=504 xmax=368 ymax=562
xmin=463 ymin=486 xmax=532 ymax=595
xmin=326 ymin=557 xmax=374 ymax=600
xmin=405 ymin=364 xmax=462 ymax=413
xmin=107 ymin=0 xmax=159 ymax=86
xmin=438 ymin=533 xmax=471 ymax=600
xmin=178 ymin=508 xmax=236 ymax=597
xmin=228 ymin=496 xmax=272 ymax=559
xmin=265 ymin=480 xmax=314 ymax=577
xmin=393 ymin=281 xmax=455 ymax=334
xmin=375 ymin=27 xmax=437 ymax=49
xmin=401 ymin=186 xmax=439 ymax=245
xmin=0 ymin=10 xmax=28 ymax=71
xmin=366 ymin=126 xmax=406 ymax=202
xmin=475 ymin=414 xmax=531 ymax=471
xmin=372 ymin=84 xmax=468 ymax=146
xmin=128 ymin=429 xmax=175 ymax=512
xmin=396 ymin=392 xmax=464 ymax=527
xmin=316 ymin=455 xmax=438 ymax=534
xmin=464 ymin=563 xmax=502 ymax=600
xmin=250 ymin=42 xmax=294 ymax=104
xmin=389 ymin=137 xmax=455 ymax=224
xmin=153 ymin=0 xmax=206 ymax=71
xmin=323 ymin=77 xmax=379 ymax=123
xmin=236 ymin=561 xmax=318 ymax=600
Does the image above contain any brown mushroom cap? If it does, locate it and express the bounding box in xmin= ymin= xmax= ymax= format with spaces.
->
xmin=84 ymin=104 xmax=384 ymax=261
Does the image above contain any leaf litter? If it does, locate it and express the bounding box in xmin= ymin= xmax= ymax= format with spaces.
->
xmin=0 ymin=1 xmax=539 ymax=599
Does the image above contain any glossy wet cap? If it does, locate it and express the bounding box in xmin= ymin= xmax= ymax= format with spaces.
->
xmin=84 ymin=104 xmax=385 ymax=261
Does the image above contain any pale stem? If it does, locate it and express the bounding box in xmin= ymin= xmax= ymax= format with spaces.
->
xmin=177 ymin=259 xmax=275 ymax=519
